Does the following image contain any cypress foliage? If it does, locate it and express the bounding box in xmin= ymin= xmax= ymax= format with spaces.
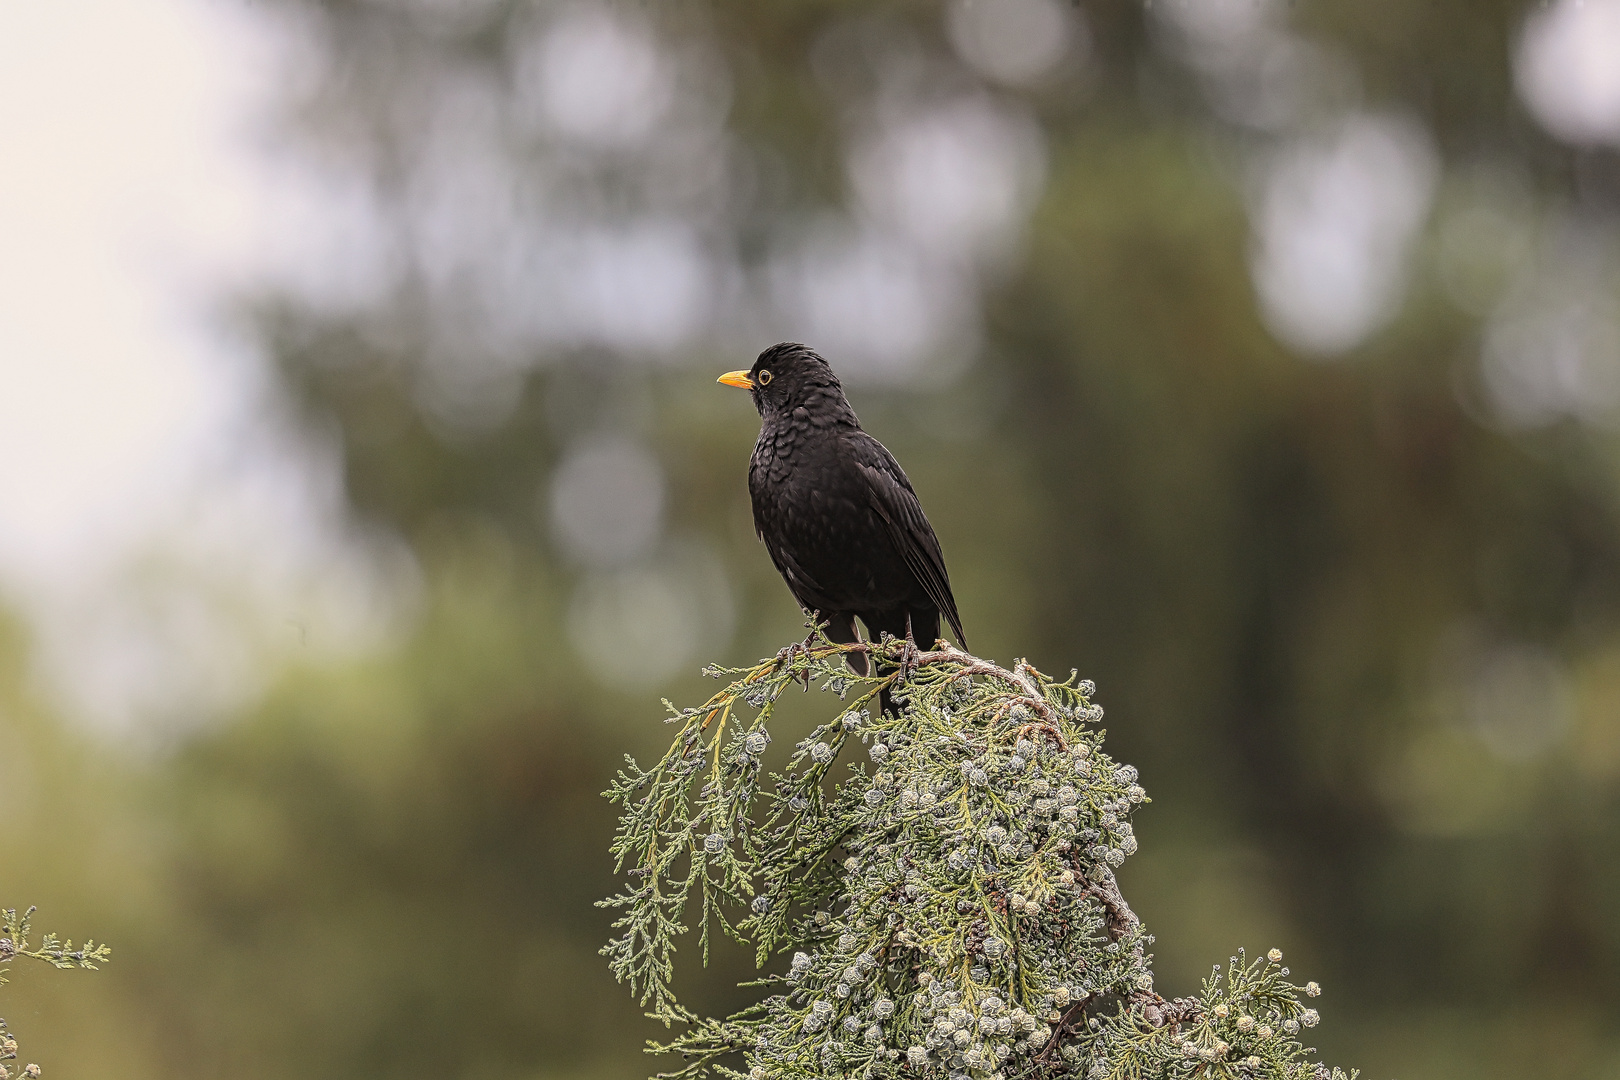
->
xmin=0 ymin=906 xmax=110 ymax=1078
xmin=603 ymin=635 xmax=1350 ymax=1079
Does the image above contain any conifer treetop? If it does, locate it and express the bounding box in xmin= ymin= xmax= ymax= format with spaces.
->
xmin=602 ymin=633 xmax=1352 ymax=1080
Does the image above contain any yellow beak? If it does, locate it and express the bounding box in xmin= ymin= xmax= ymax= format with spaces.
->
xmin=717 ymin=370 xmax=754 ymax=389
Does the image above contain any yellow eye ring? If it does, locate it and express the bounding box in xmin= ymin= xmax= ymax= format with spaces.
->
xmin=757 ymin=370 xmax=773 ymax=385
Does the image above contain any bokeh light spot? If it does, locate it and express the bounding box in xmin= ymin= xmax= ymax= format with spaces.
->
xmin=1250 ymin=114 xmax=1438 ymax=357
xmin=945 ymin=0 xmax=1082 ymax=87
xmin=548 ymin=433 xmax=667 ymax=568
xmin=1516 ymin=0 xmax=1620 ymax=147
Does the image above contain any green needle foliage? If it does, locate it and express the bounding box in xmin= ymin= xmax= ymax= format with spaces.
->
xmin=0 ymin=905 xmax=111 ymax=1079
xmin=602 ymin=635 xmax=1353 ymax=1080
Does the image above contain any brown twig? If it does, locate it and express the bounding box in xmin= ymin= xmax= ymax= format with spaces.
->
xmin=1083 ymin=869 xmax=1141 ymax=942
xmin=858 ymin=641 xmax=1072 ymax=744
xmin=1036 ymin=994 xmax=1098 ymax=1068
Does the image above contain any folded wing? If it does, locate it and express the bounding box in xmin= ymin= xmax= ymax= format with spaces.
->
xmin=849 ymin=432 xmax=967 ymax=649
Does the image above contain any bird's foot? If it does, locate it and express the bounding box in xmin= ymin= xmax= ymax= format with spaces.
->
xmin=774 ymin=638 xmax=807 ymax=667
xmin=774 ymin=630 xmax=819 ymax=690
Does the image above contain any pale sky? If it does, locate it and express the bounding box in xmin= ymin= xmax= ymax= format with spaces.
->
xmin=0 ymin=0 xmax=403 ymax=733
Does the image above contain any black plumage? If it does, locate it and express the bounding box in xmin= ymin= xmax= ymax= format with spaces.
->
xmin=719 ymin=343 xmax=966 ymax=684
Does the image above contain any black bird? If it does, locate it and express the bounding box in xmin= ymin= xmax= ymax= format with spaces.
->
xmin=718 ymin=343 xmax=966 ymax=692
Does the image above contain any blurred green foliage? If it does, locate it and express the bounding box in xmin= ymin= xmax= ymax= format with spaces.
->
xmin=6 ymin=1 xmax=1620 ymax=1079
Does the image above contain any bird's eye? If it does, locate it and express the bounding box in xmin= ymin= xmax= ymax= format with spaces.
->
xmin=757 ymin=370 xmax=773 ymax=386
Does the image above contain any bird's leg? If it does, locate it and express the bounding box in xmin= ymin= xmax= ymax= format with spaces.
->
xmin=897 ymin=612 xmax=922 ymax=685
xmin=800 ymin=610 xmax=822 ymax=652
xmin=774 ymin=611 xmax=822 ymax=689
xmin=797 ymin=614 xmax=819 ymax=690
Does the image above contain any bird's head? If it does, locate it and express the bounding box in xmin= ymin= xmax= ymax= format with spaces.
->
xmin=717 ymin=343 xmax=846 ymax=419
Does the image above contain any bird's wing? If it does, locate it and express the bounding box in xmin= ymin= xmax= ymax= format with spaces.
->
xmin=848 ymin=432 xmax=967 ymax=649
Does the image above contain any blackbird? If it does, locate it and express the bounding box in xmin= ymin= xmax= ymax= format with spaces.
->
xmin=718 ymin=343 xmax=966 ymax=695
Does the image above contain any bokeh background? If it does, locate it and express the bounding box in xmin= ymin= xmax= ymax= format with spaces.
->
xmin=4 ymin=0 xmax=1620 ymax=1076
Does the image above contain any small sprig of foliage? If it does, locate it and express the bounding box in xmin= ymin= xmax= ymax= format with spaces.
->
xmin=0 ymin=906 xmax=112 ymax=1080
xmin=602 ymin=632 xmax=1354 ymax=1080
